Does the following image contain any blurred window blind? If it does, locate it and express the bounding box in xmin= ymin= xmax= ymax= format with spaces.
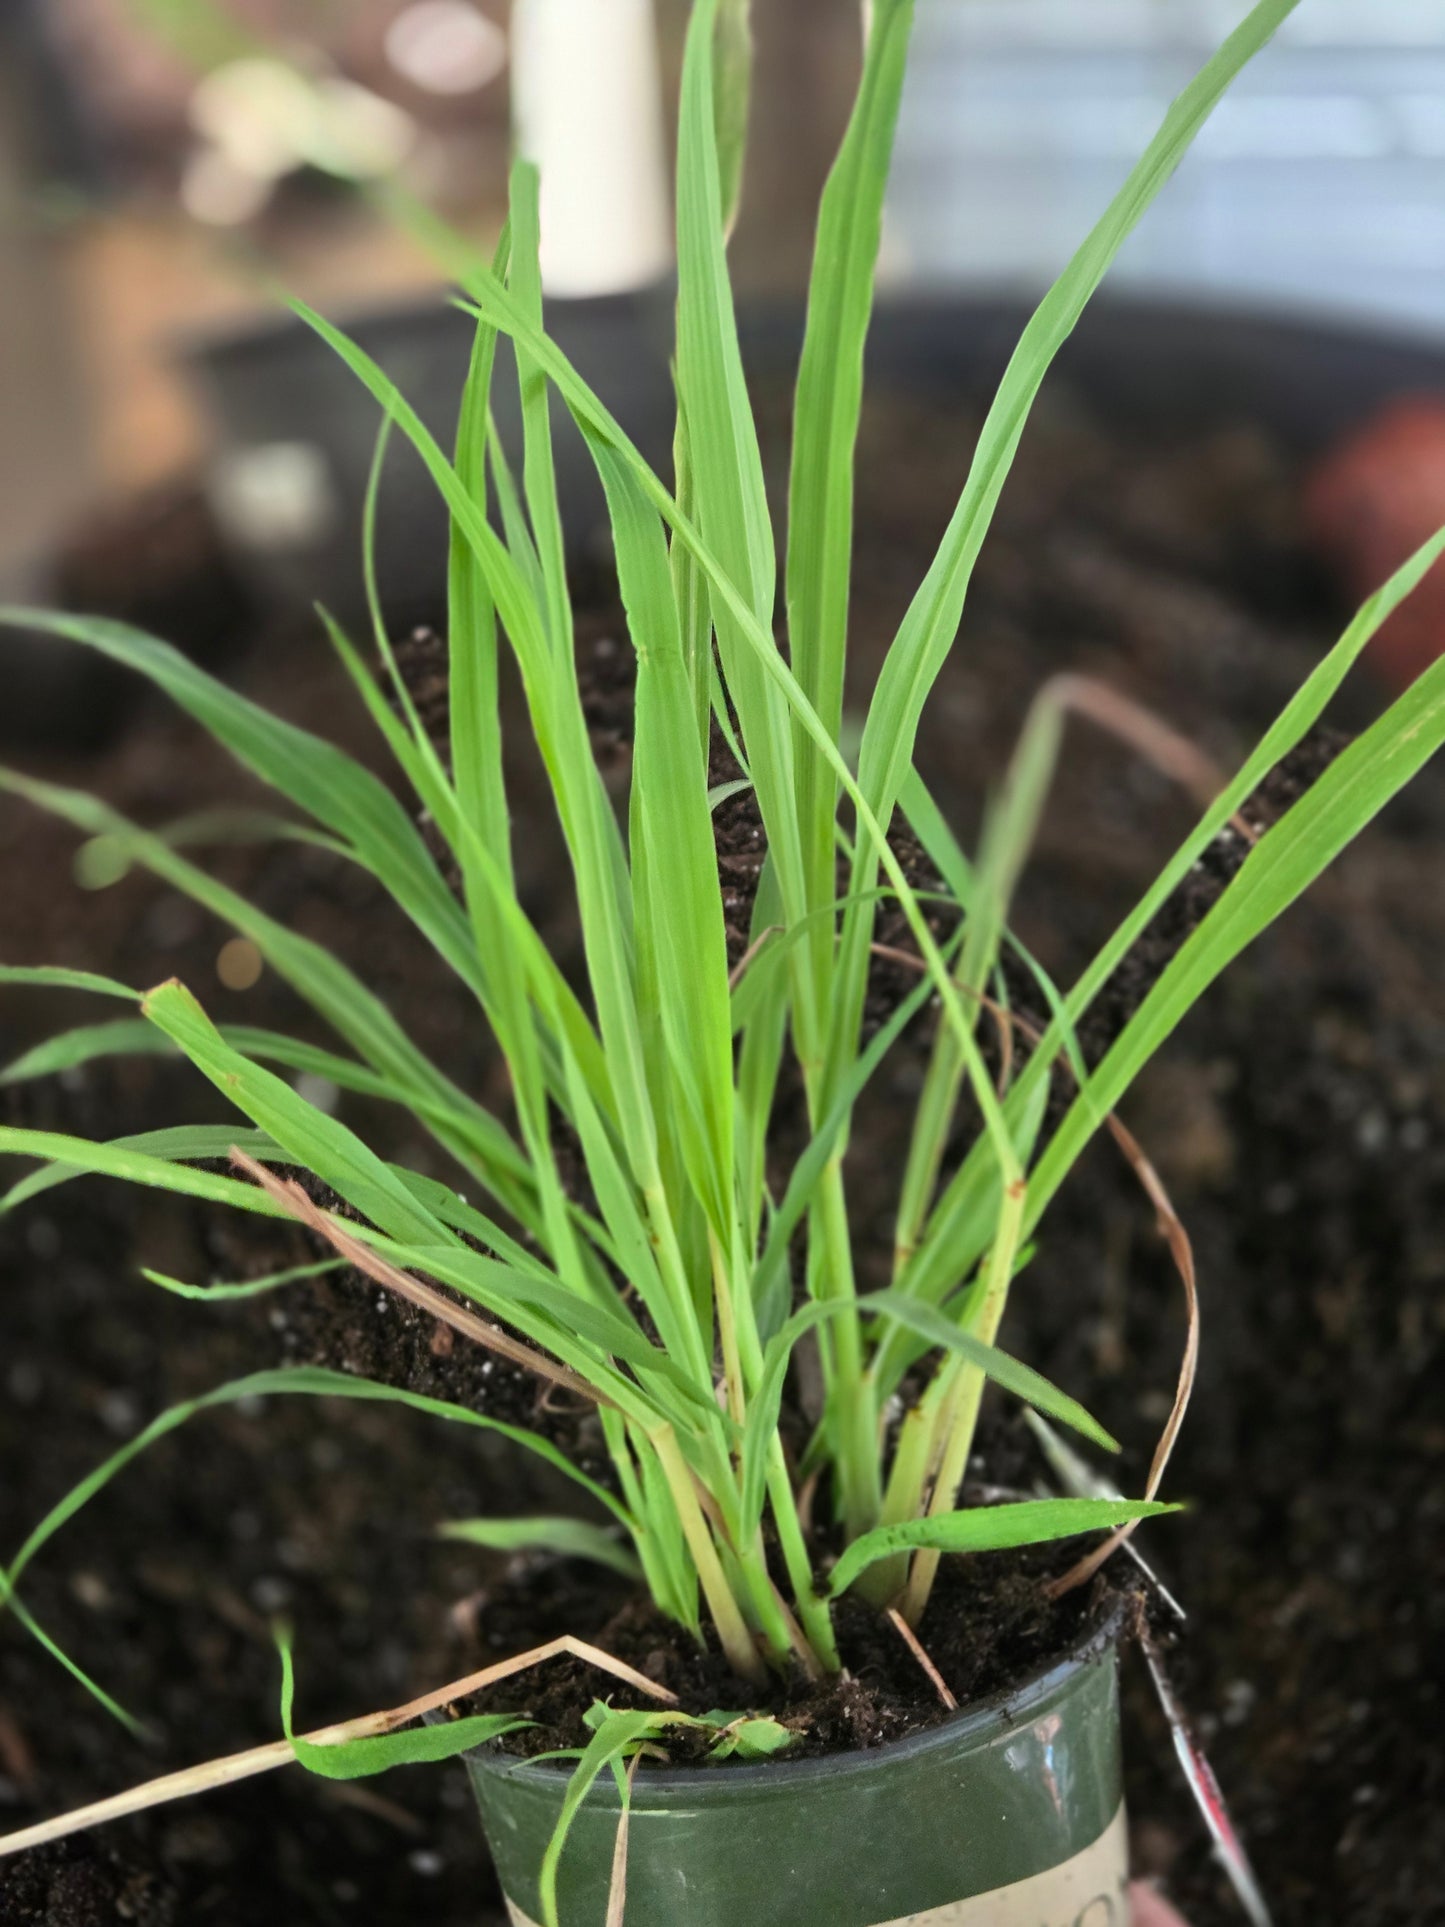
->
xmin=885 ymin=0 xmax=1445 ymax=330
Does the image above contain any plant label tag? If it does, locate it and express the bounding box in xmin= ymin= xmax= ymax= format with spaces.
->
xmin=873 ymin=1803 xmax=1130 ymax=1926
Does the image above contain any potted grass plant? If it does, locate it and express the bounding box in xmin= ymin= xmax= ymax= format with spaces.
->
xmin=2 ymin=0 xmax=1444 ymax=1921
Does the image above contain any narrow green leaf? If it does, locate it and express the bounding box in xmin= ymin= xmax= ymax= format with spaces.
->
xmin=0 ymin=1572 xmax=145 ymax=1734
xmin=4 ymin=1364 xmax=632 ymax=1611
xmin=829 ymin=0 xmax=1304 ymax=1112
xmin=708 ymin=1714 xmax=791 ymax=1760
xmin=713 ymin=0 xmax=753 ymax=236
xmin=599 ymin=438 xmax=734 ymax=1233
xmin=2 ymin=1018 xmax=173 ymax=1084
xmin=752 ymin=939 xmax=954 ymax=1338
xmin=0 ymin=611 xmax=486 ymax=1009
xmin=674 ymin=0 xmax=812 ymax=1029
xmin=1030 ymin=647 xmax=1445 ymax=1229
xmin=440 ymin=1516 xmax=643 ymax=1582
xmin=899 ymin=767 xmax=975 ymax=904
xmin=141 ymin=980 xmax=455 ymax=1249
xmin=787 ymin=0 xmax=914 ymax=1002
xmin=450 ymin=225 xmax=514 ymax=887
xmin=539 ymin=1708 xmax=677 ymax=1927
xmin=277 ymin=1631 xmax=529 ymax=1780
xmin=509 ymin=161 xmax=572 ymax=658
xmin=895 ymin=689 xmax=1063 ymax=1263
xmin=140 ymin=1256 xmax=345 ymax=1302
xmin=0 ymin=965 xmax=137 ymax=999
xmin=740 ymin=1286 xmax=1115 ymax=1539
xmin=0 ymin=1124 xmax=282 ymax=1217
xmin=0 ymin=764 xmax=536 ymax=1222
xmin=828 ymin=1497 xmax=1182 ymax=1597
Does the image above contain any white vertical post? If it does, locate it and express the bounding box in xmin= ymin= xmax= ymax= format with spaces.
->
xmin=510 ymin=0 xmax=673 ymax=297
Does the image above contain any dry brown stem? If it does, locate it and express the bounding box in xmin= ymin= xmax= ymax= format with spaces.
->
xmin=231 ymin=1149 xmax=603 ymax=1407
xmin=0 ymin=1634 xmax=676 ymax=1861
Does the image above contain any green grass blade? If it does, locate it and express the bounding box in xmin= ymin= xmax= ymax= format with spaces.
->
xmin=2 ymin=1365 xmax=632 ymax=1623
xmin=828 ymin=1497 xmax=1182 ymax=1598
xmin=786 ymin=0 xmax=914 ymax=994
xmin=277 ymin=1630 xmax=529 ymax=1779
xmin=317 ymin=606 xmax=459 ymax=851
xmin=907 ymin=525 xmax=1445 ymax=1307
xmin=538 ymin=1709 xmax=676 ymax=1927
xmin=734 ymin=855 xmax=788 ymax=1259
xmin=0 ymin=609 xmax=492 ymax=1012
xmin=0 ymin=965 xmax=138 ymax=999
xmin=752 ymin=934 xmax=956 ymax=1339
xmin=0 ymin=1576 xmax=145 ymax=1734
xmin=140 ymin=981 xmax=458 ymax=1248
xmin=670 ymin=388 xmax=714 ymax=753
xmin=1029 ymin=648 xmax=1445 ymax=1230
xmin=599 ymin=439 xmax=734 ymax=1235
xmin=140 ymin=1256 xmax=345 ymax=1302
xmin=1026 ymin=526 xmax=1445 ymax=1103
xmin=830 ymin=0 xmax=1303 ymax=1092
xmin=2 ymin=1018 xmax=173 ymax=1084
xmin=675 ymin=0 xmax=775 ymax=631
xmin=440 ymin=1516 xmax=643 ymax=1582
xmin=858 ymin=0 xmax=1301 ymax=829
xmin=740 ymin=1287 xmax=1115 ymax=1539
xmin=674 ymin=0 xmax=812 ymax=997
xmin=899 ymin=767 xmax=976 ymax=903
xmin=508 ymin=161 xmax=572 ymax=658
xmin=0 ymin=1125 xmax=283 ymax=1216
xmin=713 ymin=0 xmax=752 ymax=237
xmin=356 ymin=424 xmax=460 ymax=836
xmin=894 ymin=691 xmax=1063 ymax=1264
xmin=0 ymin=765 xmax=536 ymax=1220
xmin=3 ymin=1364 xmax=630 ymax=1721
xmin=449 ymin=225 xmax=518 ymax=922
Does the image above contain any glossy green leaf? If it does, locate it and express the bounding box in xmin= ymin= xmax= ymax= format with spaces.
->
xmin=140 ymin=1256 xmax=344 ymax=1302
xmin=829 ymin=1497 xmax=1182 ymax=1597
xmin=440 ymin=1515 xmax=642 ymax=1582
xmin=277 ymin=1630 xmax=529 ymax=1779
xmin=0 ymin=1124 xmax=282 ymax=1217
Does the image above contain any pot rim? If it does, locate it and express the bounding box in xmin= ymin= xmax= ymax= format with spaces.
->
xmin=470 ymin=1587 xmax=1133 ymax=1802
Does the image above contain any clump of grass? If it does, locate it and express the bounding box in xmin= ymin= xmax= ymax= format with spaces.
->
xmin=2 ymin=0 xmax=1444 ymax=1853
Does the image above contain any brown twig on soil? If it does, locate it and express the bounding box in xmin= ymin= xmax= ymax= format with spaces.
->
xmin=320 ymin=1780 xmax=425 ymax=1836
xmin=728 ymin=924 xmax=781 ymax=992
xmin=605 ymin=1749 xmax=645 ymax=1927
xmin=1043 ymin=1116 xmax=1197 ymax=1599
xmin=871 ymin=944 xmax=1015 ymax=1079
xmin=863 ymin=958 xmax=1199 ymax=1598
xmin=1036 ymin=672 xmax=1259 ymax=845
xmin=885 ymin=1608 xmax=958 ymax=1710
xmin=230 ymin=1149 xmax=605 ymax=1408
xmin=0 ymin=1635 xmax=678 ymax=1861
xmin=0 ymin=1708 xmax=35 ymax=1792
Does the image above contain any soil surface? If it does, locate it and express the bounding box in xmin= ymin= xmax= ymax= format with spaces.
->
xmin=467 ymin=1540 xmax=1128 ymax=1768
xmin=2 ymin=364 xmax=1442 ymax=1927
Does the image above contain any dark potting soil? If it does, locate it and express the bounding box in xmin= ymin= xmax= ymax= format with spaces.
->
xmin=460 ymin=1537 xmax=1130 ymax=1767
xmin=1 ymin=372 xmax=1442 ymax=1926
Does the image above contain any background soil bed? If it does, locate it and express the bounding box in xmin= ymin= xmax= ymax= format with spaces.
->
xmin=1 ymin=366 xmax=1441 ymax=1925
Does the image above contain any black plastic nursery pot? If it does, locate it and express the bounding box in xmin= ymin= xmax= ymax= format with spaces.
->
xmin=465 ymin=1605 xmax=1128 ymax=1927
xmin=180 ymin=290 xmax=1445 ymax=630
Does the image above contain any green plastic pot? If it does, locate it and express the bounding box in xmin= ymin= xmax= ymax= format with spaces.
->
xmin=464 ymin=1603 xmax=1129 ymax=1927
